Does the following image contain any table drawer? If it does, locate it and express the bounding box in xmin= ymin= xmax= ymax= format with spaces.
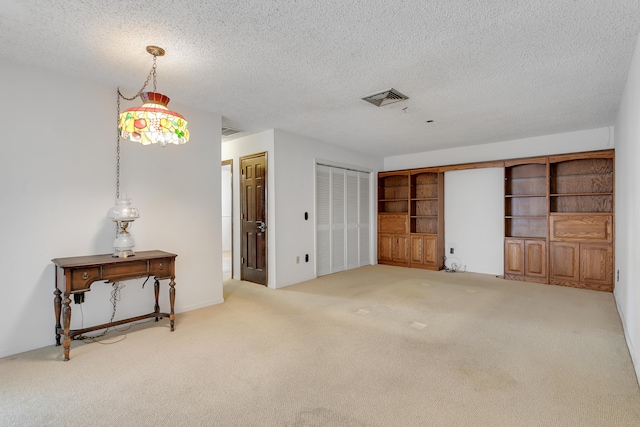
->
xmin=103 ymin=260 xmax=148 ymax=278
xmin=150 ymin=258 xmax=174 ymax=278
xmin=70 ymin=267 xmax=101 ymax=291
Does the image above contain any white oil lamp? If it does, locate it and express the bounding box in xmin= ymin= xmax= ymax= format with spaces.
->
xmin=107 ymin=197 xmax=139 ymax=258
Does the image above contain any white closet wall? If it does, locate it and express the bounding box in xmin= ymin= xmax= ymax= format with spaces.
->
xmin=316 ymin=165 xmax=370 ymax=276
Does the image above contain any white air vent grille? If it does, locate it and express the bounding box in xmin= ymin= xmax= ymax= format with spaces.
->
xmin=362 ymin=88 xmax=409 ymax=107
xmin=221 ymin=126 xmax=243 ymax=137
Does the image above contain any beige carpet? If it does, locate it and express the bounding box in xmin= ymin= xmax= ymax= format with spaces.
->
xmin=1 ymin=265 xmax=639 ymax=426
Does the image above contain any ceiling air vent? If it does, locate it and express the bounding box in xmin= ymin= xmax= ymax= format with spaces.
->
xmin=221 ymin=126 xmax=243 ymax=137
xmin=361 ymin=88 xmax=409 ymax=107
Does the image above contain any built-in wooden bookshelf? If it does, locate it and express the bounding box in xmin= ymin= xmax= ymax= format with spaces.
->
xmin=377 ymin=169 xmax=444 ymax=270
xmin=409 ymin=168 xmax=444 ymax=270
xmin=504 ymin=158 xmax=548 ymax=283
xmin=378 ymin=149 xmax=614 ymax=291
xmin=378 ymin=171 xmax=410 ymax=266
xmin=548 ymin=151 xmax=614 ymax=291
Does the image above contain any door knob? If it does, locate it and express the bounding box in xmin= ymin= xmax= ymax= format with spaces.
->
xmin=257 ymin=221 xmax=266 ymax=233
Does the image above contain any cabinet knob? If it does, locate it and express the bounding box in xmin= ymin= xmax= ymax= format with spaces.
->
xmin=81 ymin=272 xmax=89 ymax=280
xmin=158 ymin=263 xmax=164 ymax=270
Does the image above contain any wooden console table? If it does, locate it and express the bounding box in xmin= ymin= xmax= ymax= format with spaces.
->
xmin=52 ymin=250 xmax=177 ymax=361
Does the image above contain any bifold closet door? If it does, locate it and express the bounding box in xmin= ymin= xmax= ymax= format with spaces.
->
xmin=331 ymin=168 xmax=346 ymax=273
xmin=316 ymin=165 xmax=371 ymax=277
xmin=316 ymin=166 xmax=331 ymax=276
xmin=346 ymin=170 xmax=359 ymax=270
xmin=358 ymin=171 xmax=370 ymax=267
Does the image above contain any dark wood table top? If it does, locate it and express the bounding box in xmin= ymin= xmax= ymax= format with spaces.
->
xmin=52 ymin=250 xmax=177 ymax=268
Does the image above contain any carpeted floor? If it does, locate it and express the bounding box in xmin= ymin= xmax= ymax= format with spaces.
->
xmin=1 ymin=265 xmax=639 ymax=426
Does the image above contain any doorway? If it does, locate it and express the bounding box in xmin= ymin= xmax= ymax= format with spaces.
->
xmin=221 ymin=160 xmax=233 ymax=281
xmin=240 ymin=152 xmax=268 ymax=285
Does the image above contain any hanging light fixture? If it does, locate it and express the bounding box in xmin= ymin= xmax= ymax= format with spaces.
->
xmin=118 ymin=45 xmax=189 ymax=146
xmin=107 ymin=45 xmax=189 ymax=257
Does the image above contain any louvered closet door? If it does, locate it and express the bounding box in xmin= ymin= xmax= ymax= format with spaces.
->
xmin=316 ymin=166 xmax=331 ymax=276
xmin=331 ymin=168 xmax=346 ymax=273
xmin=359 ymin=172 xmax=370 ymax=267
xmin=316 ymin=165 xmax=371 ymax=277
xmin=346 ymin=170 xmax=359 ymax=270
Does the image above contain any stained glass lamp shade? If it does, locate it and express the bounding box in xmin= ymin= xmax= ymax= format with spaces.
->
xmin=119 ymin=92 xmax=189 ymax=146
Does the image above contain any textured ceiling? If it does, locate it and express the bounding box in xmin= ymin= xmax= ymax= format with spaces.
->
xmin=1 ymin=0 xmax=639 ymax=157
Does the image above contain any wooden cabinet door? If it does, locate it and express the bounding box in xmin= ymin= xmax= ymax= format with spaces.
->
xmin=580 ymin=243 xmax=612 ymax=285
xmin=393 ymin=235 xmax=409 ymax=264
xmin=524 ymin=240 xmax=546 ymax=277
xmin=410 ymin=235 xmax=437 ymax=267
xmin=378 ymin=214 xmax=408 ymax=233
xmin=410 ymin=235 xmax=424 ymax=265
xmin=550 ymin=242 xmax=580 ymax=282
xmin=378 ymin=233 xmax=394 ymax=262
xmin=379 ymin=233 xmax=408 ymax=265
xmin=550 ymin=215 xmax=612 ymax=243
xmin=422 ymin=235 xmax=437 ymax=266
xmin=505 ymin=239 xmax=524 ymax=275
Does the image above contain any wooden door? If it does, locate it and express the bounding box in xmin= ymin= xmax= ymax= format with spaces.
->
xmin=378 ymin=233 xmax=394 ymax=262
xmin=580 ymin=243 xmax=612 ymax=286
xmin=378 ymin=233 xmax=408 ymax=265
xmin=240 ymin=153 xmax=267 ymax=285
xmin=410 ymin=235 xmax=437 ymax=267
xmin=422 ymin=235 xmax=437 ymax=266
xmin=524 ymin=239 xmax=546 ymax=277
xmin=504 ymin=238 xmax=524 ymax=275
xmin=410 ymin=235 xmax=424 ymax=266
xmin=393 ymin=235 xmax=409 ymax=264
xmin=550 ymin=241 xmax=579 ymax=282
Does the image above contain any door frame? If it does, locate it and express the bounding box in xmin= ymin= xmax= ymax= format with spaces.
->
xmin=222 ymin=159 xmax=233 ymax=279
xmin=240 ymin=152 xmax=268 ymax=285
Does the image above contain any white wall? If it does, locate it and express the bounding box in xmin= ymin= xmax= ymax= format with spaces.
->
xmin=0 ymin=61 xmax=223 ymax=358
xmin=384 ymin=127 xmax=613 ymax=170
xmin=444 ymin=168 xmax=504 ymax=275
xmin=274 ymin=130 xmax=383 ymax=288
xmin=614 ymin=34 xmax=640 ymax=384
xmin=221 ymin=165 xmax=232 ymax=252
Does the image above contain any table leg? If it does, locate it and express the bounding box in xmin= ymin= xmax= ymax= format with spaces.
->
xmin=154 ymin=279 xmax=160 ymax=322
xmin=62 ymin=295 xmax=72 ymax=361
xmin=54 ymin=288 xmax=62 ymax=346
xmin=169 ymin=279 xmax=176 ymax=331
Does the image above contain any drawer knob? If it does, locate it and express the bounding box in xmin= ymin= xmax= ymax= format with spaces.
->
xmin=81 ymin=272 xmax=89 ymax=280
xmin=158 ymin=263 xmax=164 ymax=270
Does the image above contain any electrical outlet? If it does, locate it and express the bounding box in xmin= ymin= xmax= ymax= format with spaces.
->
xmin=617 ymin=270 xmax=620 ymax=282
xmin=305 ymin=254 xmax=309 ymax=262
xmin=296 ymin=256 xmax=300 ymax=264
xmin=450 ymin=248 xmax=454 ymax=254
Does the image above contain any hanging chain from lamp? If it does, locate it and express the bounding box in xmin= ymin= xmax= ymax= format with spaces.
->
xmin=115 ymin=46 xmax=163 ymax=199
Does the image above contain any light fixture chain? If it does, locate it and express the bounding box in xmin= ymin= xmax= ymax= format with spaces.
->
xmin=118 ymin=55 xmax=158 ymax=101
xmin=115 ymin=53 xmax=159 ymax=199
xmin=116 ymin=88 xmax=121 ymax=200
xmin=152 ymin=55 xmax=157 ymax=92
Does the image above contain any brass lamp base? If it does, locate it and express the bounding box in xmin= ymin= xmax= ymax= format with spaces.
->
xmin=112 ymin=250 xmax=135 ymax=258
